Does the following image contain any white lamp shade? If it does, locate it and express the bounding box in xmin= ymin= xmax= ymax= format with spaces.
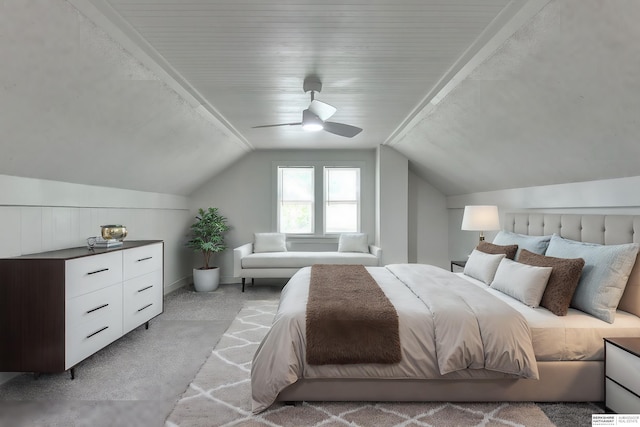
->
xmin=461 ymin=205 xmax=500 ymax=231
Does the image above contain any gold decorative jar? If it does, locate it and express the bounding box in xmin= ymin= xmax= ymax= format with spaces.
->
xmin=101 ymin=225 xmax=128 ymax=241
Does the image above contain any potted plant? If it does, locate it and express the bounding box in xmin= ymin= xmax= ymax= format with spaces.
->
xmin=186 ymin=207 xmax=230 ymax=292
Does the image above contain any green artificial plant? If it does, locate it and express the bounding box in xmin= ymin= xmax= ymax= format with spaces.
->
xmin=186 ymin=207 xmax=231 ymax=270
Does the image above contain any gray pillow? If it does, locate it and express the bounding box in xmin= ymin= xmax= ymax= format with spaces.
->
xmin=493 ymin=230 xmax=551 ymax=260
xmin=545 ymin=234 xmax=640 ymax=323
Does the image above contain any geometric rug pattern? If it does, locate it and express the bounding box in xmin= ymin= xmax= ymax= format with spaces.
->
xmin=164 ymin=301 xmax=573 ymax=427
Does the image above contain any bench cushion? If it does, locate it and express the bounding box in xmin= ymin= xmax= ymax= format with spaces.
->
xmin=242 ymin=251 xmax=378 ymax=269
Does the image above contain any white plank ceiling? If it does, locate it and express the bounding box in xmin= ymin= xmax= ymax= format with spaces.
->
xmin=91 ymin=0 xmax=515 ymax=150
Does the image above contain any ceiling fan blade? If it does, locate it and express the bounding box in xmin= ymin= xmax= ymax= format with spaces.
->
xmin=309 ymin=100 xmax=337 ymax=121
xmin=323 ymin=122 xmax=363 ymax=138
xmin=252 ymin=122 xmax=302 ymax=128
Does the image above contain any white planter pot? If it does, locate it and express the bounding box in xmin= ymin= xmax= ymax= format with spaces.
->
xmin=193 ymin=267 xmax=220 ymax=292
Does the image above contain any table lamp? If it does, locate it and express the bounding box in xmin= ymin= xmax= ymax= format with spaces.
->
xmin=461 ymin=205 xmax=500 ymax=242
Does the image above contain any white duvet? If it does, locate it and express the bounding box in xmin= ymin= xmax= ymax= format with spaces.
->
xmin=251 ymin=264 xmax=539 ymax=414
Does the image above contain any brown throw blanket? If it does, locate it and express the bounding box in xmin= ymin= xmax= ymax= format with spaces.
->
xmin=305 ymin=264 xmax=401 ymax=365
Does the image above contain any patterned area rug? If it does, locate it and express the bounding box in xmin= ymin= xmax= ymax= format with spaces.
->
xmin=165 ymin=301 xmax=595 ymax=427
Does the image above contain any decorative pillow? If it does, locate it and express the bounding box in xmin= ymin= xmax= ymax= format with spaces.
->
xmin=618 ymin=253 xmax=640 ymax=317
xmin=518 ymin=249 xmax=585 ymax=316
xmin=545 ymin=234 xmax=640 ymax=323
xmin=477 ymin=241 xmax=518 ymax=260
xmin=490 ymin=258 xmax=552 ymax=308
xmin=463 ymin=249 xmax=506 ymax=285
xmin=338 ymin=233 xmax=369 ymax=253
xmin=253 ymin=233 xmax=287 ymax=253
xmin=492 ymin=230 xmax=552 ymax=260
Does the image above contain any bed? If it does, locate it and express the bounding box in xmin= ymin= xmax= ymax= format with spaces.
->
xmin=251 ymin=213 xmax=640 ymax=414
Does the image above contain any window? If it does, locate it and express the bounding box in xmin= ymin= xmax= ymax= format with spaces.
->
xmin=324 ymin=167 xmax=360 ymax=233
xmin=277 ymin=167 xmax=314 ymax=234
xmin=276 ymin=164 xmax=362 ymax=235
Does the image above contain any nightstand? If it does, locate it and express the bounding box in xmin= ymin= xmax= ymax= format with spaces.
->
xmin=604 ymin=337 xmax=640 ymax=413
xmin=450 ymin=260 xmax=466 ymax=272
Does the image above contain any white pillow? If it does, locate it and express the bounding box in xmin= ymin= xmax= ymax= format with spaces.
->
xmin=463 ymin=249 xmax=506 ymax=284
xmin=338 ymin=233 xmax=369 ymax=253
xmin=490 ymin=258 xmax=553 ymax=307
xmin=253 ymin=233 xmax=287 ymax=253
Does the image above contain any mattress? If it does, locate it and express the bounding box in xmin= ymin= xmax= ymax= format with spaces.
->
xmin=455 ymin=272 xmax=640 ymax=361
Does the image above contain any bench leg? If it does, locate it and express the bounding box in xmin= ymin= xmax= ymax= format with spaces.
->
xmin=242 ymin=278 xmax=245 ymax=293
xmin=251 ymin=278 xmax=255 ymax=287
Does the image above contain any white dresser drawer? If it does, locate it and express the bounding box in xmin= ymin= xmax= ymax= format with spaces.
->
xmin=65 ymin=284 xmax=123 ymax=369
xmin=606 ymin=342 xmax=640 ymax=396
xmin=66 ymin=283 xmax=123 ymax=327
xmin=123 ymin=243 xmax=163 ymax=280
xmin=65 ymin=252 xmax=123 ymax=299
xmin=606 ymin=378 xmax=640 ymax=414
xmin=123 ymin=270 xmax=163 ymax=334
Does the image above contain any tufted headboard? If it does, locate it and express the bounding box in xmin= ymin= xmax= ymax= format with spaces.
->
xmin=504 ymin=212 xmax=640 ymax=317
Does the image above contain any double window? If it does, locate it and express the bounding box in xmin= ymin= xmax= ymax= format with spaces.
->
xmin=277 ymin=165 xmax=361 ymax=235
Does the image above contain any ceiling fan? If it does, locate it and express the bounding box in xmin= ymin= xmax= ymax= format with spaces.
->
xmin=252 ymin=76 xmax=363 ymax=138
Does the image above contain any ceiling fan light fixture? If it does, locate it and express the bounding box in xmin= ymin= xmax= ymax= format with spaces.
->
xmin=302 ymin=122 xmax=323 ymax=132
xmin=252 ymin=77 xmax=362 ymax=138
xmin=301 ymin=109 xmax=324 ymax=132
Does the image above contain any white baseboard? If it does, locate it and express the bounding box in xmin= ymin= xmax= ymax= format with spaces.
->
xmin=164 ymin=276 xmax=191 ymax=295
xmin=0 ymin=372 xmax=19 ymax=386
xmin=221 ymin=275 xmax=241 ymax=284
xmin=164 ymin=275 xmax=242 ymax=292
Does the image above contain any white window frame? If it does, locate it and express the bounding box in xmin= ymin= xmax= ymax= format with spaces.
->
xmin=276 ymin=166 xmax=315 ymax=234
xmin=323 ymin=167 xmax=361 ymax=234
xmin=273 ymin=161 xmax=363 ymax=237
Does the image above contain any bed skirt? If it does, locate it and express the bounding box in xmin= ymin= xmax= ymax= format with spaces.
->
xmin=277 ymin=361 xmax=603 ymax=403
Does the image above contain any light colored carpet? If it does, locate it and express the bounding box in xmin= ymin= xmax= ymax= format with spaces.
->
xmin=0 ymin=283 xmax=285 ymax=427
xmin=165 ymin=302 xmax=577 ymax=427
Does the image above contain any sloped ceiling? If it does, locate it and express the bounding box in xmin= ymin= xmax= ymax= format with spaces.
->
xmin=392 ymin=0 xmax=640 ymax=195
xmin=0 ymin=0 xmax=248 ymax=195
xmin=1 ymin=0 xmax=638 ymax=196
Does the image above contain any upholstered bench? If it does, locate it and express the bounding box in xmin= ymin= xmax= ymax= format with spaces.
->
xmin=233 ymin=233 xmax=382 ymax=292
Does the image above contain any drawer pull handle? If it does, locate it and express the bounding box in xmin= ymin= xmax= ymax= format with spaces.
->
xmin=137 ymin=256 xmax=152 ymax=262
xmin=87 ymin=326 xmax=109 ymax=339
xmin=137 ymin=303 xmax=153 ymax=312
xmin=137 ymin=285 xmax=153 ymax=293
xmin=87 ymin=268 xmax=109 ymax=275
xmin=86 ymin=303 xmax=109 ymax=314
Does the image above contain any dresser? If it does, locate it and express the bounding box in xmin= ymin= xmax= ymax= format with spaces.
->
xmin=604 ymin=337 xmax=640 ymax=413
xmin=0 ymin=240 xmax=163 ymax=377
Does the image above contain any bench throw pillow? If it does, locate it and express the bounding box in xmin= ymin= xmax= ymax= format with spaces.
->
xmin=338 ymin=233 xmax=369 ymax=253
xmin=545 ymin=234 xmax=640 ymax=323
xmin=254 ymin=233 xmax=287 ymax=253
xmin=518 ymin=249 xmax=585 ymax=316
